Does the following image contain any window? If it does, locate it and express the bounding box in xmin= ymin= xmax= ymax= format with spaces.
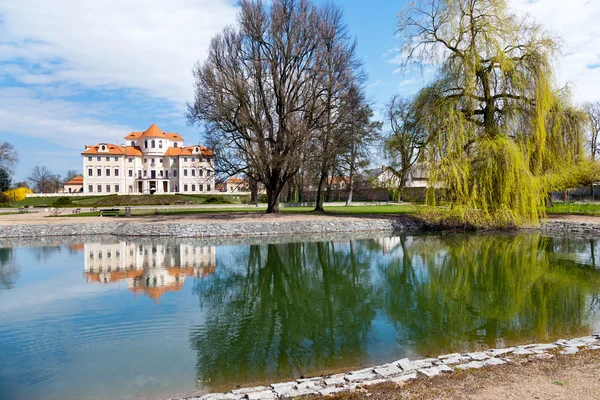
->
xmin=159 ymin=141 xmax=163 ymax=149
xmin=88 ymin=156 xmax=92 ymax=161
xmin=172 ymin=158 xmax=176 ymax=163
xmin=138 ymin=170 xmax=142 ymax=178
xmin=159 ymin=159 xmax=163 ymax=163
xmin=184 ymin=184 xmax=188 ymax=191
xmin=191 ymin=157 xmax=195 ymax=162
xmin=131 ymin=141 xmax=135 ymax=146
xmin=115 ymin=184 xmax=119 ymax=193
xmin=165 ymin=171 xmax=169 ymax=179
xmin=106 ymin=168 xmax=110 ymax=177
xmin=159 ymin=170 xmax=163 ymax=177
xmin=88 ymin=168 xmax=93 ymax=177
xmin=97 ymin=156 xmax=101 ymax=161
xmin=97 ymin=184 xmax=102 ymax=193
xmin=199 ymin=184 xmax=204 ymax=192
xmin=144 ymin=158 xmax=147 ymax=163
xmin=114 ymin=157 xmax=118 ymax=161
xmin=191 ymin=184 xmax=196 ymax=192
xmin=173 ymin=185 xmax=178 ymax=192
xmin=184 ymin=169 xmax=188 ymax=177
xmin=106 ymin=157 xmax=110 ymax=161
xmin=128 ymin=170 xmax=133 ymax=177
xmin=151 ymin=140 xmax=156 ymax=148
xmin=114 ymin=169 xmax=119 ymax=176
xmin=143 ymin=170 xmax=147 ymax=177
xmin=173 ymin=169 xmax=177 ymax=177
xmin=128 ymin=157 xmax=133 ymax=163
xmin=106 ymin=185 xmax=111 ymax=193
xmin=207 ymin=170 xmax=212 ymax=176
xmin=97 ymin=169 xmax=102 ymax=176
xmin=128 ymin=185 xmax=133 ymax=193
xmin=207 ymin=185 xmax=211 ymax=192
xmin=144 ymin=140 xmax=148 ymax=148
xmin=183 ymin=157 xmax=188 ymax=162
xmin=191 ymin=169 xmax=196 ymax=177
xmin=151 ymin=158 xmax=155 ymax=163
xmin=199 ymin=169 xmax=203 ymax=177
xmin=88 ymin=185 xmax=93 ymax=193
xmin=174 ymin=142 xmax=178 ymax=148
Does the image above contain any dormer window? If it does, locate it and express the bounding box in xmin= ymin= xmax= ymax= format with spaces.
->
xmin=101 ymin=145 xmax=106 ymax=151
xmin=174 ymin=143 xmax=178 ymax=148
xmin=151 ymin=140 xmax=156 ymax=148
xmin=195 ymin=147 xmax=199 ymax=152
xmin=131 ymin=141 xmax=135 ymax=146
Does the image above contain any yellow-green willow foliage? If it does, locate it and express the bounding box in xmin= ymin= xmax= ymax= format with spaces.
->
xmin=398 ymin=0 xmax=591 ymax=227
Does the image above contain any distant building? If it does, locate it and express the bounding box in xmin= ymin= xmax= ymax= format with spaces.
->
xmin=83 ymin=241 xmax=216 ymax=303
xmin=223 ymin=176 xmax=249 ymax=193
xmin=81 ymin=123 xmax=215 ymax=194
xmin=62 ymin=176 xmax=84 ymax=193
xmin=365 ymin=164 xmax=429 ymax=189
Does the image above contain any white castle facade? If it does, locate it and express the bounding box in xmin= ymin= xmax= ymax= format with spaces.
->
xmin=82 ymin=123 xmax=215 ymax=194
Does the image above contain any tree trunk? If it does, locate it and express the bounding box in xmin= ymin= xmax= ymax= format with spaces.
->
xmin=345 ymin=167 xmax=354 ymax=206
xmin=266 ymin=174 xmax=283 ymax=214
xmin=249 ymin=177 xmax=258 ymax=205
xmin=314 ymin=167 xmax=327 ymax=212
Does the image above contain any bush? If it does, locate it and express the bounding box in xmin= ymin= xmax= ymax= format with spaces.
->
xmin=203 ymin=196 xmax=233 ymax=204
xmin=0 ymin=193 xmax=9 ymax=204
xmin=3 ymin=187 xmax=32 ymax=202
xmin=52 ymin=197 xmax=74 ymax=207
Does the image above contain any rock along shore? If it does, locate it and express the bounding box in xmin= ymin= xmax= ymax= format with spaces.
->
xmin=0 ymin=216 xmax=419 ymax=239
xmin=174 ymin=335 xmax=600 ymax=400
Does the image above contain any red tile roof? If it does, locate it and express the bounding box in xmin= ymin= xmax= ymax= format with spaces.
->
xmin=81 ymin=144 xmax=143 ymax=156
xmin=65 ymin=176 xmax=84 ymax=185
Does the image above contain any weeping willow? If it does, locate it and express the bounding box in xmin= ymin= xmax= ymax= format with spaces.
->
xmin=399 ymin=0 xmax=590 ymax=227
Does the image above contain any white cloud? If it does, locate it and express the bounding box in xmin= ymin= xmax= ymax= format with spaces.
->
xmin=0 ymin=0 xmax=239 ymax=104
xmin=510 ymin=0 xmax=600 ymax=103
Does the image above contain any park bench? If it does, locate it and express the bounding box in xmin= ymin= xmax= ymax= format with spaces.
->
xmin=72 ymin=208 xmax=81 ymax=214
xmin=18 ymin=208 xmax=28 ymax=214
xmin=90 ymin=207 xmax=98 ymax=212
xmin=99 ymin=208 xmax=120 ymax=217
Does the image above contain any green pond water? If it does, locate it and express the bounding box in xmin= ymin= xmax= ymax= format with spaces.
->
xmin=0 ymin=232 xmax=599 ymax=400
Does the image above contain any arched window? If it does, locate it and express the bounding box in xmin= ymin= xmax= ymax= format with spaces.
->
xmin=151 ymin=140 xmax=156 ymax=148
xmin=174 ymin=142 xmax=178 ymax=148
xmin=144 ymin=140 xmax=148 ymax=148
xmin=131 ymin=141 xmax=135 ymax=146
xmin=159 ymin=140 xmax=163 ymax=149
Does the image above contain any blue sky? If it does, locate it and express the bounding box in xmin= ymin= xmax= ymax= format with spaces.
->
xmin=1 ymin=0 xmax=599 ymax=182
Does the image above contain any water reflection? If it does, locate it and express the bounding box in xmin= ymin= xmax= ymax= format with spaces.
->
xmin=84 ymin=241 xmax=216 ymax=302
xmin=190 ymin=233 xmax=600 ymax=390
xmin=0 ymin=247 xmax=18 ymax=289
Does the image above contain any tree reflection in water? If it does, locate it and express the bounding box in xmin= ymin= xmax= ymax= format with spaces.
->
xmin=0 ymin=247 xmax=18 ymax=290
xmin=189 ymin=233 xmax=600 ymax=390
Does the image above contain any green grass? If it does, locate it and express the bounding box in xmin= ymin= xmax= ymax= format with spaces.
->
xmin=11 ymin=194 xmax=247 ymax=208
xmin=546 ymin=202 xmax=600 ymax=217
xmin=56 ymin=203 xmax=419 ymax=218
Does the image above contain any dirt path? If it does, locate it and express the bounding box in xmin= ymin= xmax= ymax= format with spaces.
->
xmin=320 ymin=349 xmax=600 ymax=400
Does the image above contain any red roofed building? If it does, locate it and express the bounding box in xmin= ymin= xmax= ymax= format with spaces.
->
xmin=224 ymin=176 xmax=249 ymax=193
xmin=81 ymin=123 xmax=215 ymax=194
xmin=62 ymin=175 xmax=84 ymax=193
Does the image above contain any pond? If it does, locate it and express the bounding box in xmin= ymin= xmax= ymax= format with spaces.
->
xmin=1 ymin=232 xmax=600 ymax=400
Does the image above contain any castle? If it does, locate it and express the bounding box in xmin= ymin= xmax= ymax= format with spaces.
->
xmin=81 ymin=123 xmax=215 ymax=194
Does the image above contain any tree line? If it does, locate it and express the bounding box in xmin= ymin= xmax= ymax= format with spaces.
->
xmin=188 ymin=0 xmax=600 ymax=225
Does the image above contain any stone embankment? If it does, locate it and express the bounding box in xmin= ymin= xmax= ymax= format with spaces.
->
xmin=0 ymin=217 xmax=419 ymax=239
xmin=176 ymin=335 xmax=600 ymax=400
xmin=539 ymin=219 xmax=600 ymax=236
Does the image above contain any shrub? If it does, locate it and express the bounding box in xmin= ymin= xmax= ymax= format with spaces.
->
xmin=52 ymin=197 xmax=73 ymax=207
xmin=3 ymin=187 xmax=32 ymax=202
xmin=203 ymin=196 xmax=233 ymax=204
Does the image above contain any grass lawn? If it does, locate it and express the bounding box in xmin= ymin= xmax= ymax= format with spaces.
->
xmin=11 ymin=194 xmax=247 ymax=208
xmin=57 ymin=203 xmax=419 ymax=218
xmin=546 ymin=202 xmax=600 ymax=217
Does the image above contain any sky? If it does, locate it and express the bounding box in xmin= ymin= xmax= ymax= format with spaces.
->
xmin=1 ymin=0 xmax=599 ymax=182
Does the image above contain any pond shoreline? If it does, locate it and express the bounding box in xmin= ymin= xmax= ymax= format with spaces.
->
xmin=175 ymin=335 xmax=600 ymax=400
xmin=2 ymin=212 xmax=600 ymax=239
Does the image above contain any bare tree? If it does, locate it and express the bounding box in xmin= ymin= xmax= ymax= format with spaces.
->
xmin=28 ymin=166 xmax=59 ymax=193
xmin=338 ymin=85 xmax=381 ymax=206
xmin=310 ymin=4 xmax=362 ymax=212
xmin=383 ymin=95 xmax=427 ymax=201
xmin=0 ymin=142 xmax=19 ymax=175
xmin=64 ymin=169 xmax=81 ymax=182
xmin=585 ymin=102 xmax=600 ymax=160
xmin=188 ymin=0 xmax=326 ymax=213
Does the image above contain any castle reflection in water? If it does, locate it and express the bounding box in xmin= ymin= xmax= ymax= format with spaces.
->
xmin=83 ymin=241 xmax=216 ymax=302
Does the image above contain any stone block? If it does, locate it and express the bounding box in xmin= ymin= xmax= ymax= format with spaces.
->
xmin=466 ymin=351 xmax=490 ymax=361
xmin=560 ymin=347 xmax=579 ymax=355
xmin=323 ymin=374 xmax=346 ymax=386
xmin=455 ymin=361 xmax=485 ymax=370
xmin=246 ymin=390 xmax=277 ymax=400
xmin=483 ymin=358 xmax=506 ymax=366
xmin=440 ymin=356 xmax=470 ymax=365
xmin=390 ymin=372 xmax=418 ymax=385
xmin=373 ymin=364 xmax=403 ymax=377
xmin=231 ymin=387 xmax=268 ymax=395
xmin=344 ymin=368 xmax=380 ymax=383
xmin=417 ymin=365 xmax=453 ymax=377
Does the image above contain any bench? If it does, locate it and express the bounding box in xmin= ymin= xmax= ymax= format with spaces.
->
xmin=90 ymin=207 xmax=98 ymax=212
xmin=18 ymin=208 xmax=28 ymax=214
xmin=99 ymin=208 xmax=120 ymax=217
xmin=72 ymin=208 xmax=81 ymax=214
